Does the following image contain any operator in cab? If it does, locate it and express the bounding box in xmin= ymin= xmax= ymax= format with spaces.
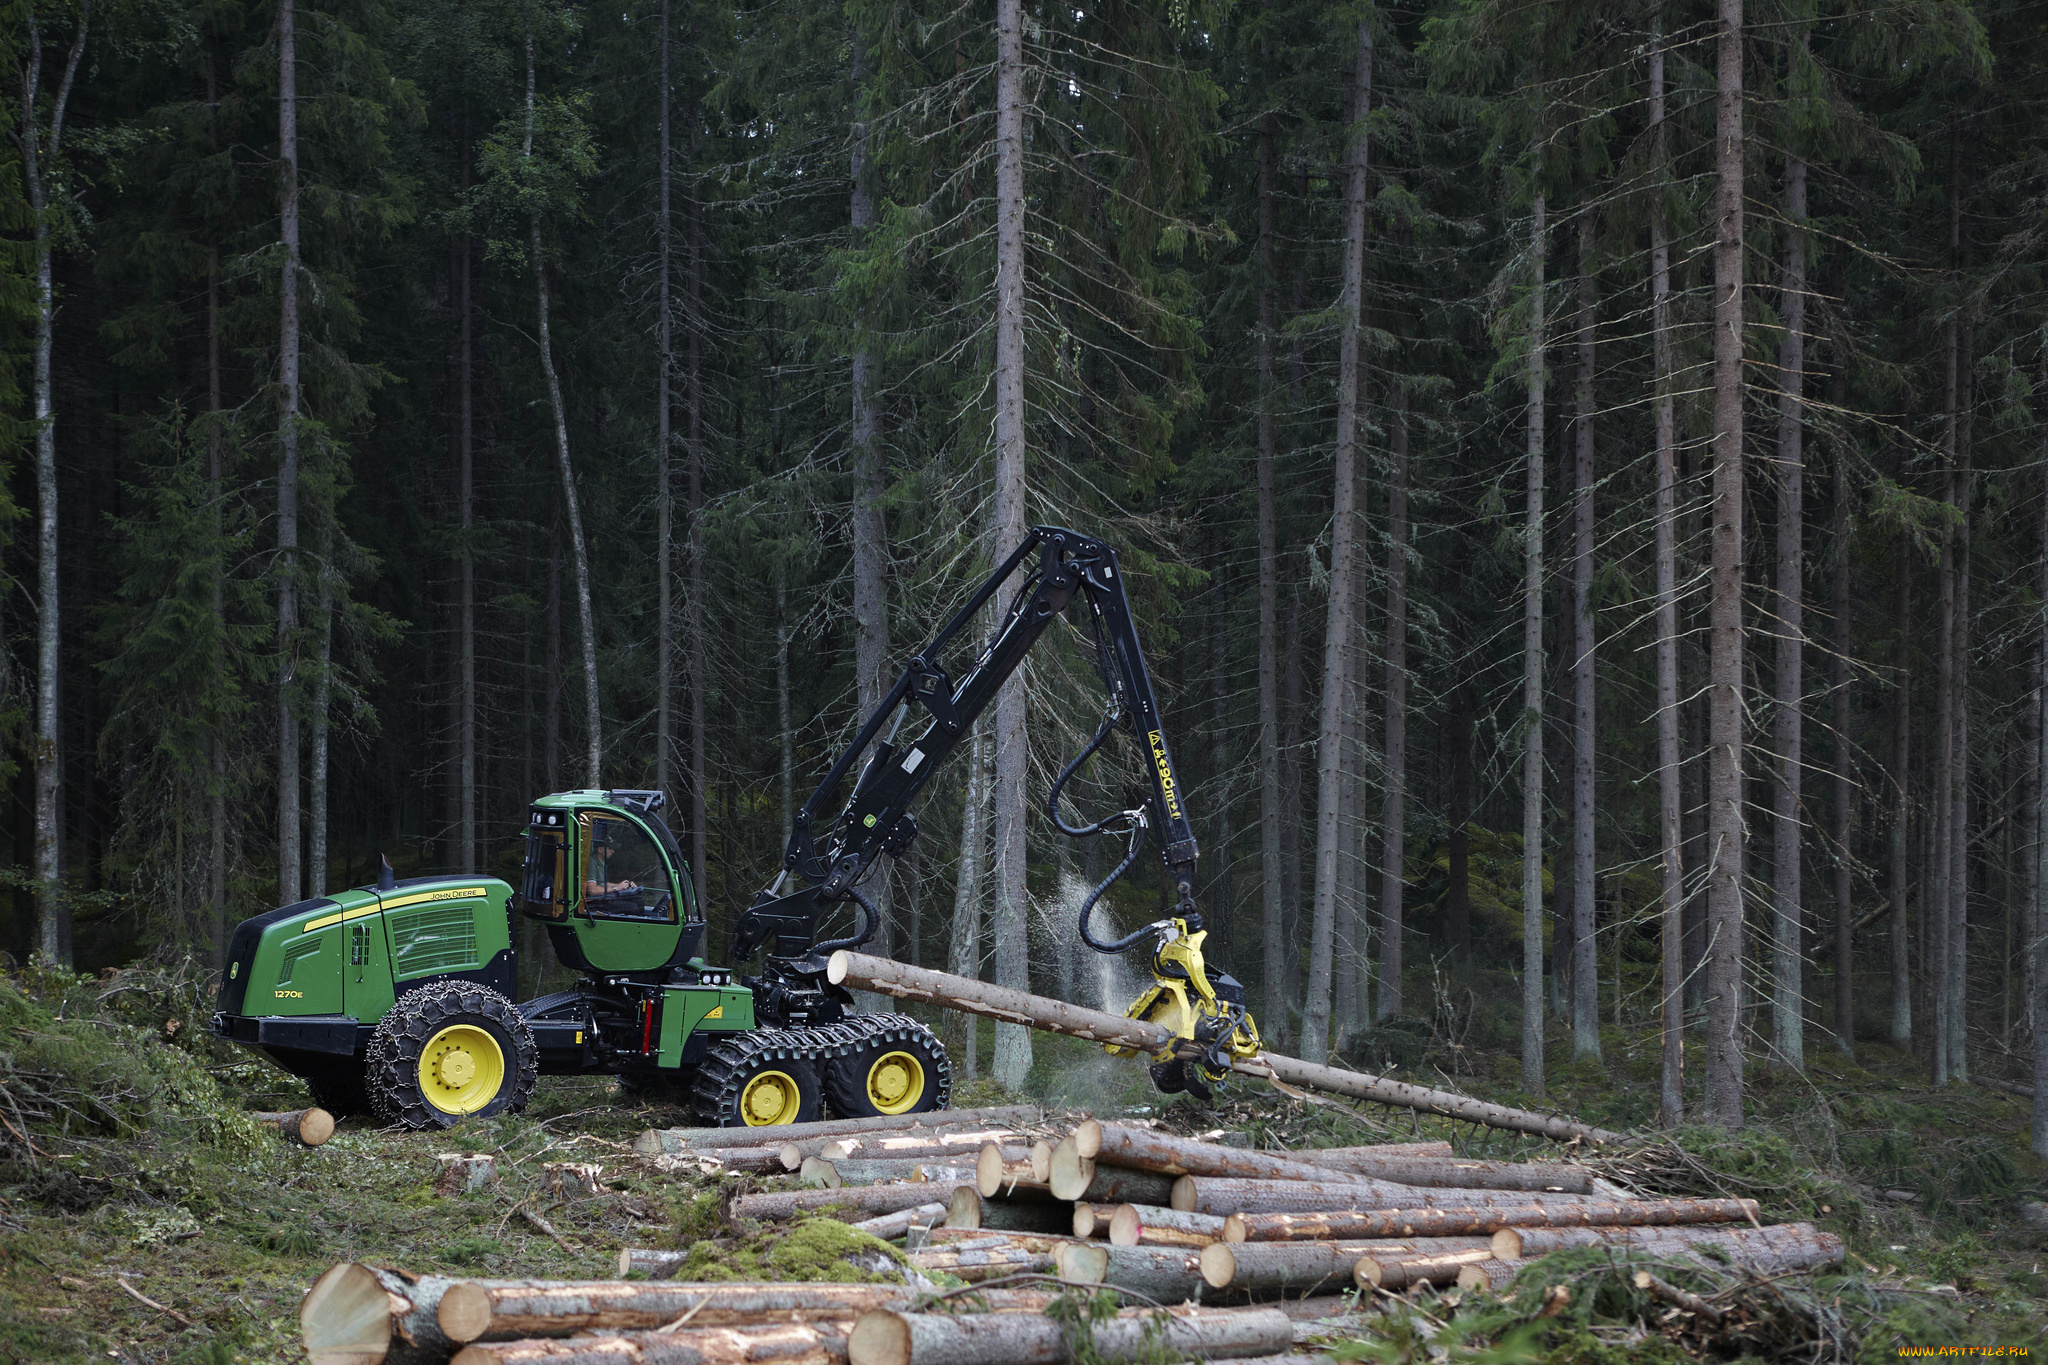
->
xmin=586 ymin=831 xmax=639 ymax=899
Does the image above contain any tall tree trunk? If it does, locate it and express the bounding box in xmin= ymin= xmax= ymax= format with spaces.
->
xmin=1949 ymin=457 xmax=1971 ymax=1084
xmin=1891 ymin=531 xmax=1913 ymax=1047
xmin=947 ymin=729 xmax=990 ymax=1080
xmin=1208 ymin=555 xmax=1233 ymax=950
xmin=1304 ymin=13 xmax=1372 ymax=1063
xmin=656 ymin=0 xmax=674 ymax=795
xmin=1279 ymin=585 xmax=1305 ymax=1018
xmin=277 ymin=0 xmax=303 ymax=905
xmin=1256 ymin=113 xmax=1287 ymax=1049
xmin=1445 ymin=681 xmax=1474 ymax=975
xmin=1830 ymin=368 xmax=1854 ymax=1056
xmin=851 ymin=27 xmax=893 ymax=957
xmin=309 ymin=538 xmax=333 ymax=892
xmin=1932 ymin=351 xmax=1959 ymax=1086
xmin=526 ymin=29 xmax=602 ymax=789
xmin=1702 ymin=0 xmax=1749 ymax=1129
xmin=1649 ymin=16 xmax=1683 ymax=1124
xmin=458 ymin=168 xmax=476 ymax=875
xmin=990 ymin=0 xmax=1032 ymax=1086
xmin=1570 ymin=209 xmax=1599 ymax=1064
xmin=2034 ymin=348 xmax=2048 ymax=1155
xmin=1377 ymin=386 xmax=1409 ymax=1021
xmin=207 ymin=246 xmax=227 ymax=962
xmin=686 ymin=76 xmax=708 ymax=908
xmin=1520 ymin=186 xmax=1548 ymax=1096
xmin=778 ymin=570 xmax=794 ymax=846
xmin=545 ymin=524 xmax=562 ymax=790
xmin=1772 ymin=148 xmax=1808 ymax=1071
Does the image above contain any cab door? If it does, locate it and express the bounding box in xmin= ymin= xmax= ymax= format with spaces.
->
xmin=565 ymin=809 xmax=689 ymax=972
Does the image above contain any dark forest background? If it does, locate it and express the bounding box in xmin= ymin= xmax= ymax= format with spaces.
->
xmin=6 ymin=0 xmax=2048 ymax=1135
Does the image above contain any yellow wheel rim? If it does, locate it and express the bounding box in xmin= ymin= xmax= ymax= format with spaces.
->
xmin=739 ymin=1070 xmax=804 ymax=1126
xmin=865 ymin=1051 xmax=926 ymax=1115
xmin=417 ymin=1024 xmax=505 ymax=1116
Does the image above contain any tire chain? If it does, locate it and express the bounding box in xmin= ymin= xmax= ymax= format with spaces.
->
xmin=688 ymin=1013 xmax=953 ymax=1126
xmin=366 ymin=980 xmax=539 ymax=1129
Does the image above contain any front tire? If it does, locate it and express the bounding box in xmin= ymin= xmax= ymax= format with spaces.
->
xmin=367 ymin=981 xmax=538 ymax=1129
xmin=691 ymin=1039 xmax=823 ymax=1127
xmin=822 ymin=1018 xmax=951 ymax=1119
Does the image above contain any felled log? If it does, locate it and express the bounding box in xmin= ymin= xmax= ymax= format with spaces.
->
xmin=617 ymin=1248 xmax=688 ymax=1278
xmin=731 ymin=1184 xmax=972 ymax=1223
xmin=1199 ymin=1239 xmax=1492 ymax=1293
xmin=906 ymin=1243 xmax=1052 ymax=1281
xmin=976 ymin=1143 xmax=1053 ymax=1196
xmin=822 ymin=1133 xmax=1027 ymax=1167
xmin=828 ymin=951 xmax=1623 ymax=1147
xmin=846 ymin=1305 xmax=1294 ymax=1365
xmin=1048 ymin=1137 xmax=1179 ymax=1205
xmin=632 ymin=1105 xmax=1041 ymax=1156
xmin=921 ymin=1227 xmax=1096 ymax=1256
xmin=1279 ymin=1151 xmax=1593 ymax=1194
xmin=1108 ymin=1206 xmax=1226 ymax=1248
xmin=800 ymin=1156 xmax=977 ymax=1189
xmin=1454 ymin=1260 xmax=1521 ymax=1291
xmin=1072 ymin=1204 xmax=1120 ymax=1238
xmin=1352 ymin=1249 xmax=1498 ymax=1291
xmin=1494 ymin=1221 xmax=1843 ymax=1271
xmin=255 ymin=1107 xmax=336 ymax=1147
xmin=674 ymin=1147 xmax=789 ymax=1176
xmin=1223 ymin=1197 xmax=1758 ymax=1243
xmin=542 ymin=1163 xmax=604 ymax=1199
xmin=1307 ymin=1142 xmax=1454 ymax=1159
xmin=850 ymin=1203 xmax=949 ymax=1241
xmin=1071 ymin=1122 xmax=1347 ymax=1185
xmin=944 ymin=1188 xmax=1073 ymax=1233
xmin=435 ymin=1154 xmax=499 ymax=1196
xmin=299 ymin=1262 xmax=468 ymax=1365
xmin=1051 ymin=1243 xmax=1206 ymax=1303
xmin=1171 ymin=1176 xmax=1595 ymax=1216
xmin=431 ymin=1280 xmax=1053 ymax=1344
xmin=449 ymin=1321 xmax=848 ymax=1365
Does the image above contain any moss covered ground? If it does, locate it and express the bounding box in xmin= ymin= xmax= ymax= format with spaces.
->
xmin=0 ymin=963 xmax=2043 ymax=1362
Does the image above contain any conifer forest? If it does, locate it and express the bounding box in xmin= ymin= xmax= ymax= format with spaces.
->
xmin=9 ymin=0 xmax=2048 ymax=1149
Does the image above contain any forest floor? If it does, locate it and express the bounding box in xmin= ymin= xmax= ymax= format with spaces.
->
xmin=1 ymin=962 xmax=2044 ymax=1364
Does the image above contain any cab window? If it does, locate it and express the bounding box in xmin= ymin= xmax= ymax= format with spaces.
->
xmin=580 ymin=814 xmax=677 ymax=922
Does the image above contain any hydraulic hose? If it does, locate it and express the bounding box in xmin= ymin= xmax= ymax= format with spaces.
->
xmin=813 ymin=883 xmax=880 ymax=956
xmin=1046 ymin=712 xmax=1123 ymax=836
xmin=1077 ymin=817 xmax=1160 ymax=954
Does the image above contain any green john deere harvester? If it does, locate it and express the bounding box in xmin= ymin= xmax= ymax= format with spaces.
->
xmin=215 ymin=528 xmax=1264 ymax=1128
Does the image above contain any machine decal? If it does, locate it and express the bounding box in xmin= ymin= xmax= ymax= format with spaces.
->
xmin=705 ymin=1005 xmax=723 ymax=1019
xmin=300 ymin=886 xmax=490 ymax=934
xmin=1147 ymin=730 xmax=1183 ymax=821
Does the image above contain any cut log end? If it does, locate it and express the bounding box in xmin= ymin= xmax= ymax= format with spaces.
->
xmin=436 ymin=1280 xmax=494 ymax=1344
xmin=1198 ymin=1243 xmax=1235 ymax=1289
xmin=848 ymin=1311 xmax=912 ymax=1365
xmin=299 ymin=1262 xmax=396 ymax=1365
xmin=1054 ymin=1242 xmax=1109 ymax=1285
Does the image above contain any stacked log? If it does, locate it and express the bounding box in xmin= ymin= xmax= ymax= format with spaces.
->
xmin=254 ymin=1106 xmax=336 ymax=1147
xmin=633 ymin=1106 xmax=1042 ymax=1157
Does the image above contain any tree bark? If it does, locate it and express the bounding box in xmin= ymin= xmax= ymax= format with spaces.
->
xmin=458 ymin=165 xmax=477 ymax=872
xmin=1649 ymin=16 xmax=1683 ymax=1123
xmin=1892 ymin=530 xmax=1913 ymax=1047
xmin=1170 ymin=1176 xmax=1597 ymax=1217
xmin=2036 ymin=359 xmax=2048 ymax=1155
xmin=1071 ymin=1121 xmax=1356 ymax=1184
xmin=525 ymin=30 xmax=602 ymax=789
xmin=1305 ymin=13 xmax=1372 ymax=1062
xmin=1570 ymin=207 xmax=1599 ymax=1063
xmin=1949 ymin=456 xmax=1972 ymax=1084
xmin=1051 ymin=1242 xmax=1206 ymax=1302
xmin=1495 ymin=1221 xmax=1842 ymax=1271
xmin=207 ymin=246 xmax=227 ymax=960
xmin=847 ymin=1305 xmax=1291 ymax=1365
xmin=1521 ymin=187 xmax=1548 ymax=1095
xmin=1830 ymin=366 xmax=1854 ymax=1055
xmin=1353 ymin=1248 xmax=1499 ymax=1290
xmin=1377 ymin=386 xmax=1410 ymax=1020
xmin=946 ymin=728 xmax=988 ymax=1077
xmin=1201 ymin=1238 xmax=1490 ymax=1293
xmin=1771 ymin=145 xmax=1809 ymax=1072
xmin=988 ymin=0 xmax=1031 ymax=1087
xmin=632 ymin=1105 xmax=1042 ymax=1155
xmin=656 ymin=1 xmax=674 ymax=796
xmin=1109 ymin=1206 xmax=1226 ymax=1247
xmin=1256 ymin=112 xmax=1286 ymax=1050
xmin=277 ymin=0 xmax=303 ymax=905
xmin=309 ymin=538 xmax=333 ymax=893
xmin=686 ymin=74 xmax=707 ymax=907
xmin=1702 ymin=0 xmax=1748 ymax=1130
xmin=1223 ymin=1198 xmax=1756 ymax=1243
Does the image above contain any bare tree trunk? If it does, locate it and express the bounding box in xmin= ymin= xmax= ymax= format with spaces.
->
xmin=1256 ymin=113 xmax=1287 ymax=1050
xmin=1932 ymin=359 xmax=1959 ymax=1086
xmin=1830 ymin=370 xmax=1854 ymax=1056
xmin=310 ymin=536 xmax=333 ymax=892
xmin=849 ymin=28 xmax=893 ymax=958
xmin=1279 ymin=587 xmax=1305 ymax=1020
xmin=1891 ymin=531 xmax=1913 ymax=1047
xmin=1208 ymin=554 xmax=1233 ymax=951
xmin=990 ymin=0 xmax=1032 ymax=1086
xmin=656 ymin=0 xmax=674 ymax=796
xmin=525 ymin=29 xmax=602 ymax=789
xmin=946 ymin=729 xmax=990 ymax=1080
xmin=1772 ymin=148 xmax=1808 ymax=1071
xmin=1702 ymin=0 xmax=1748 ymax=1129
xmin=1305 ymin=14 xmax=1372 ymax=1063
xmin=1650 ymin=18 xmax=1682 ymax=1124
xmin=2034 ymin=353 xmax=2048 ymax=1155
xmin=1570 ymin=209 xmax=1599 ymax=1064
xmin=778 ymin=570 xmax=794 ymax=846
xmin=544 ymin=523 xmax=562 ymax=791
xmin=1949 ymin=465 xmax=1971 ymax=1084
xmin=1520 ymin=187 xmax=1548 ymax=1096
xmin=1446 ymin=681 xmax=1474 ymax=976
xmin=207 ymin=247 xmax=227 ymax=960
xmin=278 ymin=0 xmax=303 ymax=904
xmin=458 ymin=161 xmax=476 ymax=875
xmin=1377 ymin=387 xmax=1409 ymax=1021
xmin=686 ymin=76 xmax=707 ymax=908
